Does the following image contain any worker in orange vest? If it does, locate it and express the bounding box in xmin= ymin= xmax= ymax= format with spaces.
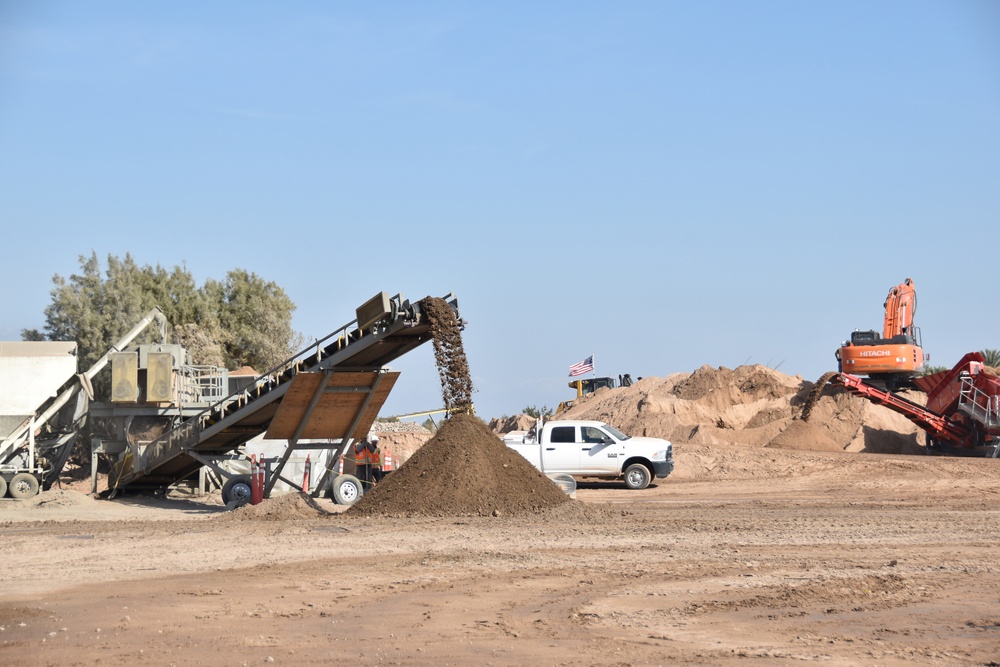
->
xmin=354 ymin=434 xmax=379 ymax=489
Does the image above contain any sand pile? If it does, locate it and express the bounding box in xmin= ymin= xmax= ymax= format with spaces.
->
xmin=350 ymin=413 xmax=570 ymax=517
xmin=216 ymin=492 xmax=332 ymax=521
xmin=553 ymin=364 xmax=925 ymax=455
xmin=488 ymin=413 xmax=537 ymax=435
xmin=4 ymin=489 xmax=99 ymax=510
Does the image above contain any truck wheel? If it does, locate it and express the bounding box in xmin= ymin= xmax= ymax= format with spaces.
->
xmin=0 ymin=477 xmax=7 ymax=498
xmin=331 ymin=474 xmax=363 ymax=506
xmin=8 ymin=473 xmax=40 ymax=499
xmin=222 ymin=475 xmax=252 ymax=507
xmin=623 ymin=463 xmax=651 ymax=490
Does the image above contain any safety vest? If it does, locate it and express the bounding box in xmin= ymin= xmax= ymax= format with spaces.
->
xmin=354 ymin=441 xmax=377 ymax=466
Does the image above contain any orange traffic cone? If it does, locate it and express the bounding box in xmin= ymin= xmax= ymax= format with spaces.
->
xmin=338 ymin=454 xmax=344 ymax=474
xmin=302 ymin=454 xmax=311 ymax=493
xmin=383 ymin=448 xmax=393 ymax=472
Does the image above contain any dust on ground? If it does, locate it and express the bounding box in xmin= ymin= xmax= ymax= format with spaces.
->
xmin=215 ymin=491 xmax=334 ymax=521
xmin=2 ymin=453 xmax=999 ymax=666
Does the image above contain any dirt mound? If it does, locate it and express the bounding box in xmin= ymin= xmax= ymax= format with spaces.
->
xmin=556 ymin=364 xmax=925 ymax=456
xmin=216 ymin=492 xmax=332 ymax=521
xmin=488 ymin=413 xmax=537 ymax=435
xmin=4 ymin=489 xmax=99 ymax=510
xmin=765 ymin=419 xmax=842 ymax=452
xmin=799 ymin=383 xmax=924 ymax=454
xmin=673 ymin=364 xmax=797 ymax=402
xmin=350 ymin=413 xmax=571 ymax=517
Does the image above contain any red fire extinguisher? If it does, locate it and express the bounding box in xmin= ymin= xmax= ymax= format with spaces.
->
xmin=251 ymin=455 xmax=264 ymax=505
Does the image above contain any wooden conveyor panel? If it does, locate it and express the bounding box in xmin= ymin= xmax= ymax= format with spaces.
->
xmin=266 ymin=371 xmax=397 ymax=440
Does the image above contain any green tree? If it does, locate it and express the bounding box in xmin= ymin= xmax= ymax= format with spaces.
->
xmin=205 ymin=269 xmax=303 ymax=371
xmin=980 ymin=349 xmax=1000 ymax=368
xmin=522 ymin=405 xmax=553 ymax=418
xmin=26 ymin=253 xmax=301 ymax=382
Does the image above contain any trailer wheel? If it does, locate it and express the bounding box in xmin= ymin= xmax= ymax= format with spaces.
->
xmin=8 ymin=473 xmax=40 ymax=499
xmin=0 ymin=477 xmax=7 ymax=498
xmin=623 ymin=463 xmax=652 ymax=490
xmin=331 ymin=474 xmax=363 ymax=506
xmin=222 ymin=475 xmax=252 ymax=507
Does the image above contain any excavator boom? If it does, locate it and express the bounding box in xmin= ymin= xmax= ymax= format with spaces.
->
xmin=882 ymin=278 xmax=916 ymax=339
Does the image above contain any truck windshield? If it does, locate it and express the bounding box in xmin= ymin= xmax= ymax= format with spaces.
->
xmin=601 ymin=424 xmax=630 ymax=440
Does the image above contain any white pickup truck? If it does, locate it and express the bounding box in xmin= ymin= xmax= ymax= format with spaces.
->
xmin=503 ymin=419 xmax=674 ymax=490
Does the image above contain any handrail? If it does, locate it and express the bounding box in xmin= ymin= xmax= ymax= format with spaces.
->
xmin=958 ymin=376 xmax=1000 ymax=431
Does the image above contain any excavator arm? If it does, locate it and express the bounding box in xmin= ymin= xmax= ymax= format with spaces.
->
xmin=882 ymin=278 xmax=916 ymax=339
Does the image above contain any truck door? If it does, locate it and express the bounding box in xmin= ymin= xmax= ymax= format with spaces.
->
xmin=543 ymin=425 xmax=580 ymax=473
xmin=579 ymin=426 xmax=620 ymax=474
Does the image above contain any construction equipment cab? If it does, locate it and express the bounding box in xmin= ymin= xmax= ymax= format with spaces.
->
xmin=837 ymin=278 xmax=925 ymax=389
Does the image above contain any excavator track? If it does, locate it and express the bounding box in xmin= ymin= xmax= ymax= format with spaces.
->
xmin=800 ymin=371 xmax=839 ymax=422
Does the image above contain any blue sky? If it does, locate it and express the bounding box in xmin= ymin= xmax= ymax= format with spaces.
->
xmin=2 ymin=1 xmax=998 ymax=421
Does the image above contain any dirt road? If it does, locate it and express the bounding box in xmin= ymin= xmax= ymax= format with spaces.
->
xmin=2 ymin=445 xmax=999 ymax=666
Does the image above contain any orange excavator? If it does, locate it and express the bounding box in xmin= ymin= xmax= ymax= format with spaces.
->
xmin=805 ymin=279 xmax=1000 ymax=456
xmin=836 ymin=278 xmax=925 ymax=389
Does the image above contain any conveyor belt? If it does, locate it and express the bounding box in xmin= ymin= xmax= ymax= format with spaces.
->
xmin=111 ymin=293 xmax=458 ymax=492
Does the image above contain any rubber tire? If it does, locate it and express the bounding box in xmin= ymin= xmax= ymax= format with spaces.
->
xmin=222 ymin=475 xmax=253 ymax=507
xmin=331 ymin=474 xmax=363 ymax=506
xmin=623 ymin=463 xmax=652 ymax=490
xmin=0 ymin=477 xmax=7 ymax=498
xmin=8 ymin=472 xmax=40 ymax=499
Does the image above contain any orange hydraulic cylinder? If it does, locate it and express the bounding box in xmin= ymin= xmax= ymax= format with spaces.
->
xmin=882 ymin=278 xmax=916 ymax=339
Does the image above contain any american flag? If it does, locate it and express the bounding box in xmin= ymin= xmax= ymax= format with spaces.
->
xmin=568 ymin=355 xmax=594 ymax=377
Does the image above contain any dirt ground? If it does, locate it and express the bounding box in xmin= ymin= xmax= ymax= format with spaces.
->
xmin=2 ymin=443 xmax=999 ymax=666
xmin=4 ymin=362 xmax=999 ymax=666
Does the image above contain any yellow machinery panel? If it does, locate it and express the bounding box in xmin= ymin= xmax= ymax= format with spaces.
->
xmin=110 ymin=352 xmax=139 ymax=403
xmin=146 ymin=351 xmax=174 ymax=403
